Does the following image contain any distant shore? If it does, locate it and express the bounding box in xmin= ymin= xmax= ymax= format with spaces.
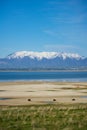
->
xmin=0 ymin=69 xmax=87 ymax=72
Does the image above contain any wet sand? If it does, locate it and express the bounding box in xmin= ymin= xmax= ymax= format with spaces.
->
xmin=0 ymin=81 xmax=87 ymax=105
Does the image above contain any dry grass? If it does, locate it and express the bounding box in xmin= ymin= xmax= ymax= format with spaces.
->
xmin=0 ymin=104 xmax=87 ymax=130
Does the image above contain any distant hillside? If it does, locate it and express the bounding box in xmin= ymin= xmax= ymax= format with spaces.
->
xmin=0 ymin=51 xmax=87 ymax=70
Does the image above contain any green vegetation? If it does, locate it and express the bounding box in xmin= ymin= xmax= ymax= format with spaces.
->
xmin=0 ymin=104 xmax=87 ymax=130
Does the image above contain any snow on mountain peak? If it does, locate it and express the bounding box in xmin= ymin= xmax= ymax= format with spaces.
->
xmin=7 ymin=51 xmax=58 ymax=59
xmin=7 ymin=51 xmax=83 ymax=60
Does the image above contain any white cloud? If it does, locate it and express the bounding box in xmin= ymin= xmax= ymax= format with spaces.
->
xmin=46 ymin=0 xmax=86 ymax=24
xmin=44 ymin=44 xmax=79 ymax=53
xmin=43 ymin=30 xmax=57 ymax=36
xmin=53 ymin=14 xmax=86 ymax=24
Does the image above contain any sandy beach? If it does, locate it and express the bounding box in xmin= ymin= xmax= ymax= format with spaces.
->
xmin=0 ymin=81 xmax=87 ymax=105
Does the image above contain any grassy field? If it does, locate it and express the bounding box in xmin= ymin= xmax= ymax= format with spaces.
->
xmin=0 ymin=104 xmax=87 ymax=130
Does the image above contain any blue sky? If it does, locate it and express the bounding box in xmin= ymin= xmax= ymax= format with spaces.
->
xmin=0 ymin=0 xmax=87 ymax=57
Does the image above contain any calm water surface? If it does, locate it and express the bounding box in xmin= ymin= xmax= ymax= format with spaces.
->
xmin=0 ymin=71 xmax=87 ymax=82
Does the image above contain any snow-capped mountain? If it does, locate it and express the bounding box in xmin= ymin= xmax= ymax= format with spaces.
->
xmin=7 ymin=51 xmax=83 ymax=60
xmin=0 ymin=51 xmax=87 ymax=70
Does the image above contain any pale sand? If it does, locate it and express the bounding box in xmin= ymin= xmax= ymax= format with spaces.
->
xmin=0 ymin=81 xmax=87 ymax=105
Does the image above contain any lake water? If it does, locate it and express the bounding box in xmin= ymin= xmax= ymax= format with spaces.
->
xmin=0 ymin=71 xmax=87 ymax=82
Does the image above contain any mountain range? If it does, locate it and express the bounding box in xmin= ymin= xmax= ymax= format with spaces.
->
xmin=0 ymin=51 xmax=87 ymax=70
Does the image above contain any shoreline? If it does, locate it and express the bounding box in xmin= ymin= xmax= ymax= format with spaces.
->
xmin=0 ymin=68 xmax=87 ymax=72
xmin=0 ymin=80 xmax=87 ymax=84
xmin=0 ymin=78 xmax=87 ymax=83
